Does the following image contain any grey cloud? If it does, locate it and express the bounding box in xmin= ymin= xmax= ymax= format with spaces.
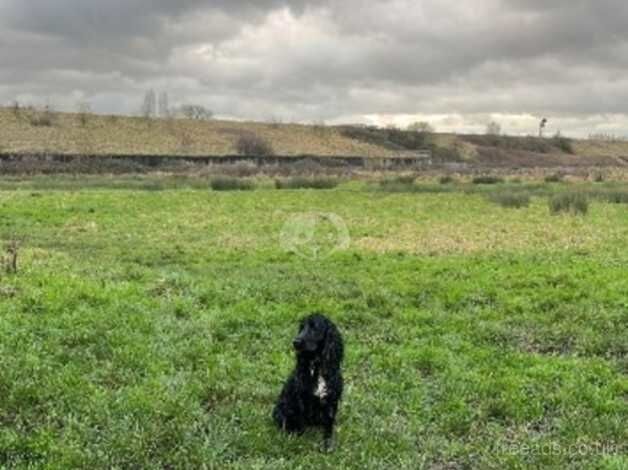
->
xmin=0 ymin=0 xmax=627 ymax=137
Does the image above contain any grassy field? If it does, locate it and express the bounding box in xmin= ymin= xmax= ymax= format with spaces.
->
xmin=0 ymin=177 xmax=626 ymax=468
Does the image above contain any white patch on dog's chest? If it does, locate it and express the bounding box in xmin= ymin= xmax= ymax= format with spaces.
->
xmin=313 ymin=375 xmax=328 ymax=399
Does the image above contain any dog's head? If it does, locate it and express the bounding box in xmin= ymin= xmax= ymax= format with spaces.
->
xmin=293 ymin=313 xmax=343 ymax=366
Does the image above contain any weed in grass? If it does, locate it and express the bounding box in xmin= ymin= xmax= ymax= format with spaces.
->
xmin=275 ymin=177 xmax=340 ymax=190
xmin=472 ymin=175 xmax=503 ymax=185
xmin=393 ymin=175 xmax=417 ymax=185
xmin=488 ymin=191 xmax=531 ymax=209
xmin=544 ymin=173 xmax=564 ymax=183
xmin=378 ymin=180 xmax=452 ymax=193
xmin=2 ymin=240 xmax=19 ymax=273
xmin=549 ymin=192 xmax=589 ymax=215
xmin=210 ymin=177 xmax=256 ymax=191
xmin=590 ymin=190 xmax=628 ymax=204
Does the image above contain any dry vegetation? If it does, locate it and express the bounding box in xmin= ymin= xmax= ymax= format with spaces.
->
xmin=2 ymin=107 xmax=628 ymax=167
xmin=0 ymin=107 xmax=390 ymax=157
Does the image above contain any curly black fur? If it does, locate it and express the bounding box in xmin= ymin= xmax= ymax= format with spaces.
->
xmin=272 ymin=313 xmax=344 ymax=450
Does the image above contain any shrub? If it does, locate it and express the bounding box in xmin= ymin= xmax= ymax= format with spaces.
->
xmin=593 ymin=190 xmax=628 ymax=204
xmin=210 ymin=177 xmax=255 ymax=191
xmin=338 ymin=125 xmax=430 ymax=151
xmin=217 ymin=162 xmax=259 ymax=178
xmin=27 ymin=106 xmax=56 ymax=127
xmin=461 ymin=135 xmax=554 ymax=153
xmin=275 ymin=177 xmax=339 ymax=190
xmin=439 ymin=175 xmax=455 ymax=184
xmin=378 ymin=180 xmax=452 ymax=193
xmin=179 ymin=104 xmax=213 ymax=120
xmin=488 ymin=191 xmax=531 ymax=209
xmin=472 ymin=175 xmax=503 ymax=185
xmin=544 ymin=173 xmax=563 ymax=183
xmin=394 ymin=175 xmax=417 ymax=184
xmin=407 ymin=121 xmax=434 ymax=133
xmin=552 ymin=135 xmax=575 ymax=154
xmin=235 ymin=134 xmax=274 ymax=156
xmin=549 ymin=192 xmax=588 ymax=215
xmin=431 ymin=144 xmax=463 ymax=162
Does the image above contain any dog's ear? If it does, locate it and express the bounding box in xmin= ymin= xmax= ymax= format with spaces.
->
xmin=322 ymin=321 xmax=343 ymax=369
xmin=297 ymin=317 xmax=306 ymax=333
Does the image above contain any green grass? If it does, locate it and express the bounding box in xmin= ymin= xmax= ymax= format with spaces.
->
xmin=0 ymin=178 xmax=626 ymax=468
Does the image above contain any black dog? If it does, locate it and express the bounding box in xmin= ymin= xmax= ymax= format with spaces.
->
xmin=273 ymin=313 xmax=344 ymax=450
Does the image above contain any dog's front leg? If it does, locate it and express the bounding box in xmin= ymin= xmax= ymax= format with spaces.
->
xmin=321 ymin=403 xmax=338 ymax=451
xmin=293 ymin=396 xmax=307 ymax=435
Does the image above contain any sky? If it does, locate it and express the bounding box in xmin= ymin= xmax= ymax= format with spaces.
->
xmin=1 ymin=0 xmax=627 ymax=137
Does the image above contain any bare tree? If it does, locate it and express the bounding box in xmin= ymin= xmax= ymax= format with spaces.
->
xmin=180 ymin=104 xmax=213 ymax=120
xmin=10 ymin=100 xmax=21 ymax=118
xmin=407 ymin=121 xmax=435 ymax=133
xmin=486 ymin=121 xmax=502 ymax=136
xmin=158 ymin=92 xmax=170 ymax=118
xmin=76 ymin=101 xmax=92 ymax=127
xmin=141 ymin=89 xmax=156 ymax=119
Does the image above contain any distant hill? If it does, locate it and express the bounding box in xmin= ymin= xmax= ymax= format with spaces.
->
xmin=1 ymin=107 xmax=627 ymax=167
xmin=0 ymin=107 xmax=391 ymax=158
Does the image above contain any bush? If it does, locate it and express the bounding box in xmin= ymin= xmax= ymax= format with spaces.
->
xmin=26 ymin=106 xmax=56 ymax=127
xmin=439 ymin=175 xmax=455 ymax=184
xmin=210 ymin=177 xmax=256 ymax=191
xmin=235 ymin=134 xmax=274 ymax=156
xmin=593 ymin=190 xmax=628 ymax=204
xmin=378 ymin=180 xmax=452 ymax=193
xmin=549 ymin=192 xmax=588 ymax=215
xmin=394 ymin=175 xmax=417 ymax=184
xmin=275 ymin=177 xmax=339 ymax=190
xmin=472 ymin=176 xmax=503 ymax=185
xmin=431 ymin=144 xmax=463 ymax=162
xmin=488 ymin=191 xmax=531 ymax=209
xmin=552 ymin=135 xmax=575 ymax=154
xmin=338 ymin=125 xmax=430 ymax=151
xmin=461 ymin=134 xmax=554 ymax=153
xmin=544 ymin=173 xmax=563 ymax=183
xmin=461 ymin=134 xmax=574 ymax=154
xmin=179 ymin=104 xmax=213 ymax=120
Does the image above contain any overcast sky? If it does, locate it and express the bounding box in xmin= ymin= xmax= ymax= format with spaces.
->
xmin=1 ymin=0 xmax=626 ymax=136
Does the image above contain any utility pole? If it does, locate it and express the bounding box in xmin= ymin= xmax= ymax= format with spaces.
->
xmin=539 ymin=118 xmax=548 ymax=138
